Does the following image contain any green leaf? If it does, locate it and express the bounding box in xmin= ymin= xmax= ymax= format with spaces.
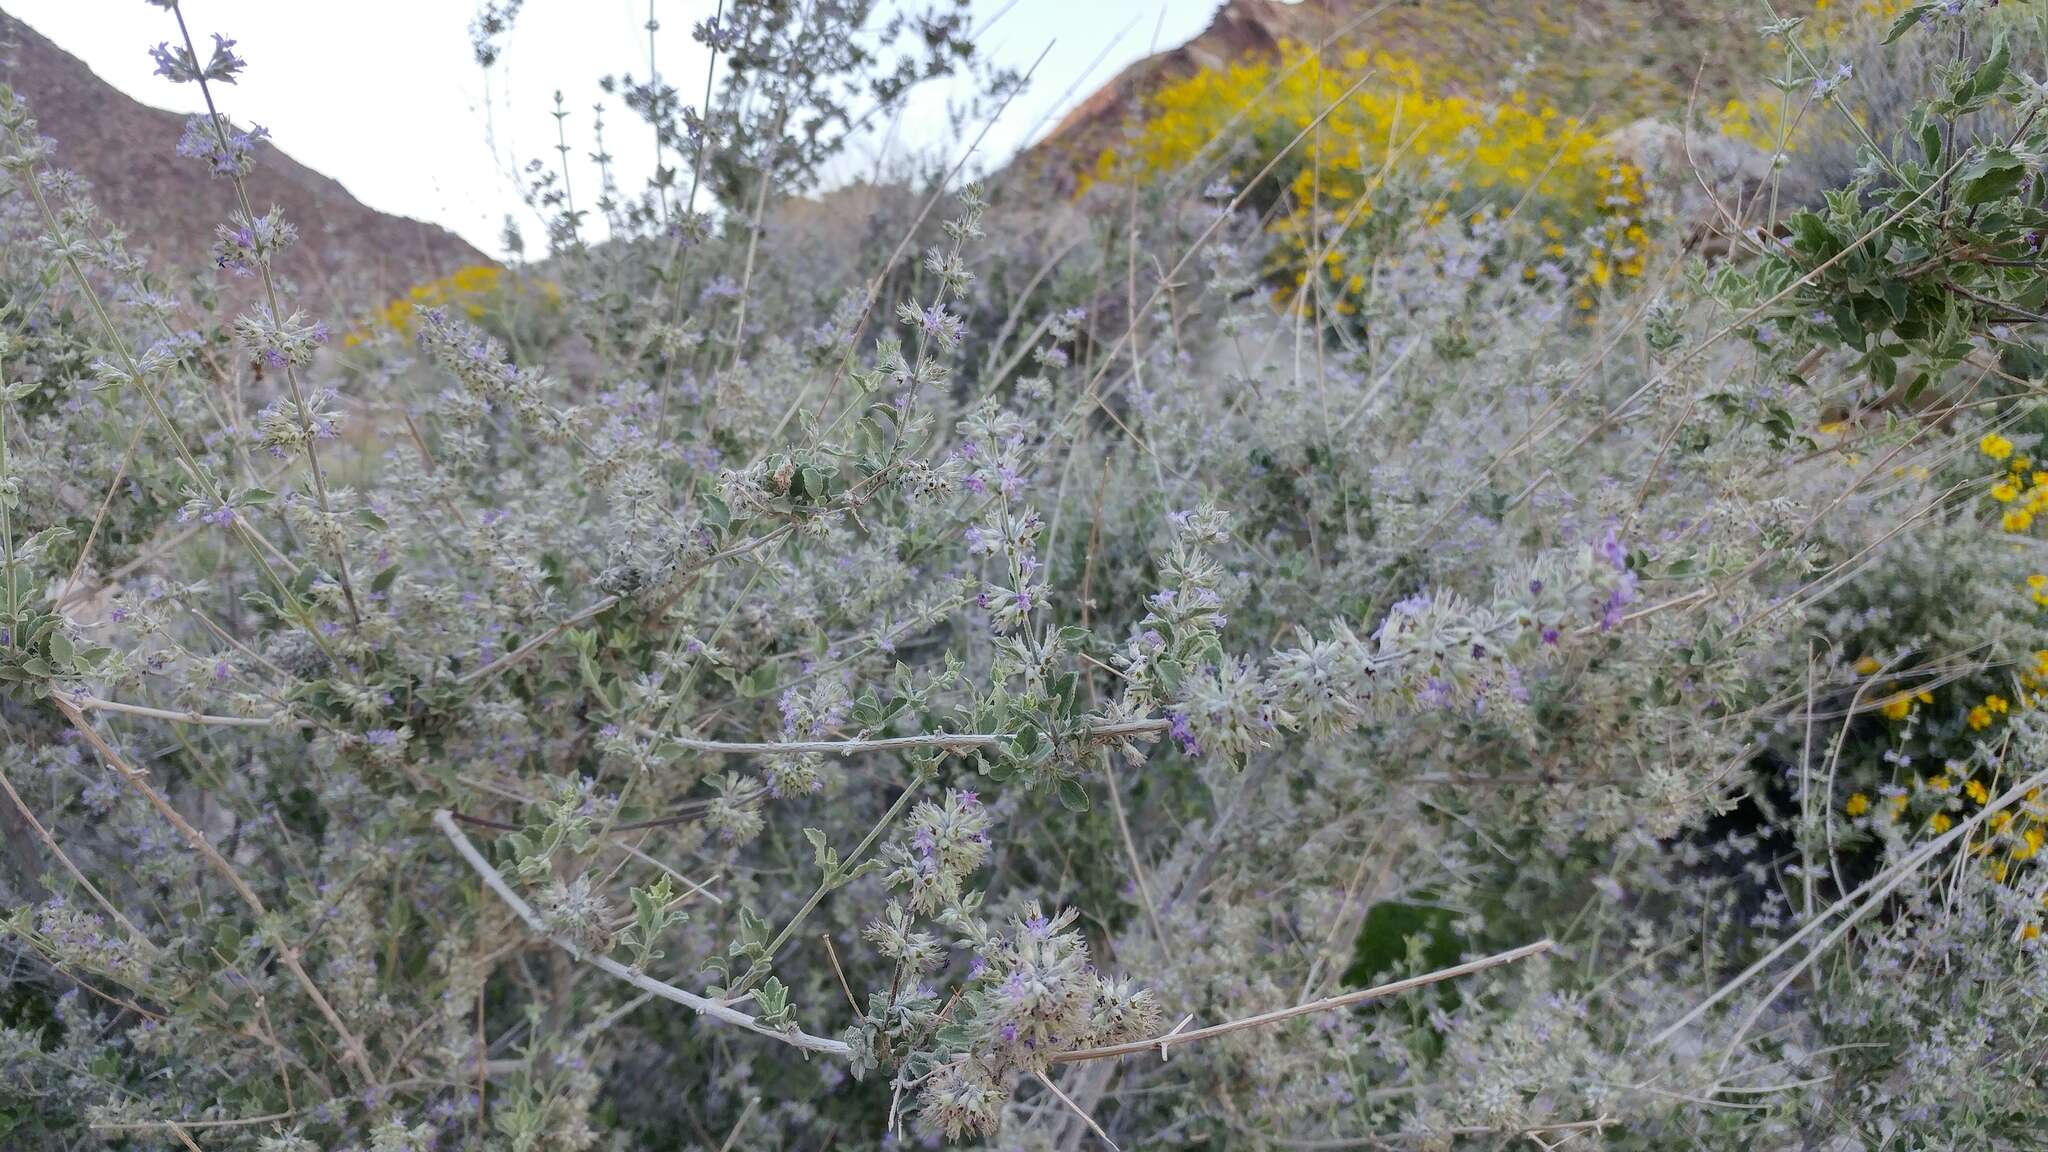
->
xmin=797 ymin=465 xmax=831 ymax=502
xmin=1971 ymin=32 xmax=2011 ymax=102
xmin=803 ymin=827 xmax=838 ymax=876
xmin=1883 ymin=3 xmax=1934 ymax=44
xmin=1919 ymin=121 xmax=1943 ymax=166
xmin=1960 ymin=147 xmax=2026 ymax=206
xmin=1790 ymin=211 xmax=1834 ymax=257
xmin=577 ymin=650 xmax=606 ymax=696
xmin=740 ymin=664 xmax=778 ymax=698
xmin=1054 ymin=776 xmax=1091 ymax=813
xmin=736 ymin=905 xmax=770 ymax=948
xmin=700 ymin=492 xmax=731 ymax=531
xmin=1882 ymin=279 xmax=1908 ymax=322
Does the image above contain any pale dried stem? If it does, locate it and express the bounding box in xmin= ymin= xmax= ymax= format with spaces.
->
xmin=1034 ymin=1068 xmax=1121 ymax=1152
xmin=1050 ymin=939 xmax=1553 ymax=1064
xmin=56 ymin=699 xmax=375 ymax=1084
xmin=0 ymin=760 xmax=157 ymax=951
xmin=432 ymin=809 xmax=852 ymax=1057
xmin=1648 ymin=766 xmax=2048 ymax=1050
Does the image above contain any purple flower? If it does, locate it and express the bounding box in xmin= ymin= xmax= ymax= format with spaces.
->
xmin=148 ymin=42 xmax=185 ymax=81
xmin=693 ymin=15 xmax=741 ymax=51
xmin=1391 ymin=592 xmax=1432 ymax=616
xmin=205 ymin=34 xmax=248 ymax=83
xmin=1599 ymin=576 xmax=1637 ymax=631
xmin=1598 ymin=526 xmax=1627 ymax=572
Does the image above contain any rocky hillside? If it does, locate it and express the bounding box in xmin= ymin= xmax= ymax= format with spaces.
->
xmin=0 ymin=8 xmax=489 ymax=312
xmin=1019 ymin=0 xmax=1757 ymax=185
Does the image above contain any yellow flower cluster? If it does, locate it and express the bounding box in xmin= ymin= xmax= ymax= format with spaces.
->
xmin=345 ymin=264 xmax=556 ymax=345
xmin=378 ymin=264 xmax=506 ymax=331
xmin=1092 ymin=43 xmax=1648 ymax=311
xmin=1967 ymin=693 xmax=2011 ymax=732
xmin=1843 ymin=413 xmax=2048 ymax=941
xmin=1847 ymin=775 xmax=2048 ymax=904
xmin=1979 ymin=432 xmax=2048 ymax=535
xmin=1855 ymin=654 xmax=1932 ymax=721
xmin=1848 ymin=648 xmax=2048 ymax=936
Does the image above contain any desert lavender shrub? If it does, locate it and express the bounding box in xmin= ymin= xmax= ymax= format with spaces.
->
xmin=12 ymin=0 xmax=2048 ymax=1148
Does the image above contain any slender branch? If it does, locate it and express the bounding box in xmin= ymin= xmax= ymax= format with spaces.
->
xmin=171 ymin=2 xmax=362 ymax=626
xmin=61 ymin=692 xmax=284 ymax=728
xmin=1100 ymin=749 xmax=1166 ymax=949
xmin=457 ymin=595 xmax=620 ymax=688
xmin=50 ymin=695 xmax=1171 ymax=759
xmin=672 ymin=719 xmax=1170 ymax=757
xmin=716 ymin=1097 xmax=761 ymax=1152
xmin=1034 ymin=1068 xmax=1121 ymax=1151
xmin=673 ymin=732 xmax=996 ymax=755
xmin=733 ymin=774 xmax=925 ymax=1000
xmin=1048 ymin=939 xmax=1554 ymax=1064
xmin=432 ymin=809 xmax=851 ymax=1058
xmin=1647 ymin=765 xmax=2048 ymax=1049
xmin=605 ymin=838 xmax=725 ymax=906
xmin=55 ymin=699 xmax=375 ymax=1084
xmin=1947 ymin=280 xmax=2048 ymax=326
xmin=92 ymin=1112 xmax=295 ymax=1134
xmin=0 ymin=760 xmax=158 ymax=951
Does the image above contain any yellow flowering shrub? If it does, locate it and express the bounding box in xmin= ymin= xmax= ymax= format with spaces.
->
xmin=1839 ymin=432 xmax=2048 ymax=906
xmin=1090 ymin=43 xmax=1650 ymax=313
xmin=346 ymin=263 xmax=559 ymax=345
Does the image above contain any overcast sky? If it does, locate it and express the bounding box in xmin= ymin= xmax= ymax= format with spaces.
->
xmin=6 ymin=0 xmax=1222 ymax=257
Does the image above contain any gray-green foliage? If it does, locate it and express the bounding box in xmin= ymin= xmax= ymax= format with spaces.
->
xmin=9 ymin=1 xmax=2048 ymax=1149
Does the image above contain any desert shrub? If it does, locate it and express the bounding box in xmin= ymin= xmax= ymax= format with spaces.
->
xmin=6 ymin=1 xmax=2048 ymax=1150
xmin=1088 ymin=41 xmax=1654 ymax=318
